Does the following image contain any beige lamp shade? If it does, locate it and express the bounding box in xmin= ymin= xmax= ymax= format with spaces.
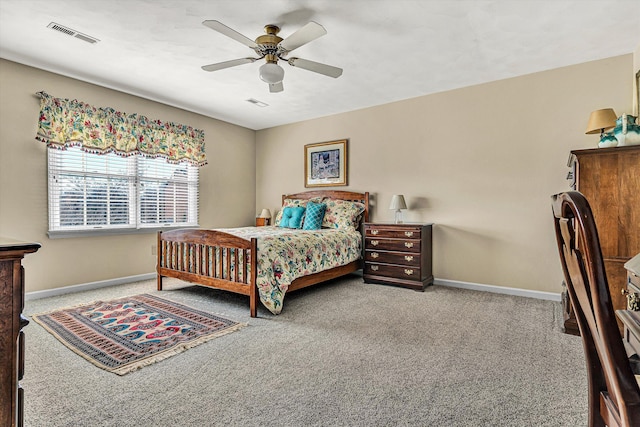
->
xmin=585 ymin=108 xmax=617 ymax=134
xmin=259 ymin=208 xmax=271 ymax=219
xmin=389 ymin=195 xmax=407 ymax=210
xmin=390 ymin=195 xmax=407 ymax=224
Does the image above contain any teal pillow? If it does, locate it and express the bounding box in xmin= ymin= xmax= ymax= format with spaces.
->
xmin=303 ymin=202 xmax=326 ymax=230
xmin=279 ymin=206 xmax=306 ymax=228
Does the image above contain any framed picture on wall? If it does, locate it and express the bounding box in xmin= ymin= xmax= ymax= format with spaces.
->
xmin=636 ymin=69 xmax=640 ymax=117
xmin=304 ymin=139 xmax=347 ymax=188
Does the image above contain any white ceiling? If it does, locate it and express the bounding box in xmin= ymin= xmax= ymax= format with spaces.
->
xmin=1 ymin=0 xmax=638 ymax=130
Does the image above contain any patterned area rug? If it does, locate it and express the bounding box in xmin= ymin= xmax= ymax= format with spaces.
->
xmin=32 ymin=294 xmax=245 ymax=375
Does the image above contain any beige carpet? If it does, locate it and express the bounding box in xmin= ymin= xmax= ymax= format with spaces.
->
xmin=23 ymin=274 xmax=587 ymax=426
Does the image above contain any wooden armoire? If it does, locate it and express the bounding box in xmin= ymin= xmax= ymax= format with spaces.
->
xmin=562 ymin=145 xmax=640 ymax=335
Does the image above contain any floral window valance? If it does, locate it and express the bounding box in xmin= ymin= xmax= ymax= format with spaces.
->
xmin=35 ymin=91 xmax=207 ymax=166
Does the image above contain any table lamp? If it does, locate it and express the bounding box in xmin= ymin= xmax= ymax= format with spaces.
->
xmin=389 ymin=195 xmax=407 ymax=224
xmin=259 ymin=208 xmax=271 ymax=225
xmin=585 ymin=108 xmax=617 ymax=147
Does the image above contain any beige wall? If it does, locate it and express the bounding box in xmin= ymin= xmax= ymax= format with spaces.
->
xmin=0 ymin=59 xmax=256 ymax=292
xmin=1 ymin=54 xmax=634 ymax=295
xmin=256 ymin=54 xmax=633 ymax=294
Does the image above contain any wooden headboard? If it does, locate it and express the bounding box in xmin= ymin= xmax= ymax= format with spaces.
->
xmin=282 ymin=190 xmax=370 ymax=223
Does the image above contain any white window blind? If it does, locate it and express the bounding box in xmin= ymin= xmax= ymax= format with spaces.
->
xmin=48 ymin=146 xmax=198 ymax=234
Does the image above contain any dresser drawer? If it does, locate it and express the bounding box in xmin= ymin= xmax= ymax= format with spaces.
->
xmin=365 ymin=226 xmax=421 ymax=239
xmin=366 ymin=237 xmax=421 ymax=253
xmin=365 ymin=250 xmax=420 ymax=267
xmin=365 ymin=263 xmax=422 ymax=281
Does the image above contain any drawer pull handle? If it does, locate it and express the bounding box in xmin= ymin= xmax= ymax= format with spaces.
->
xmin=371 ymin=240 xmax=379 ymax=246
xmin=371 ymin=265 xmax=379 ymax=271
xmin=404 ymin=269 xmax=414 ymax=276
xmin=371 ymin=252 xmax=379 ymax=259
xmin=404 ymin=255 xmax=414 ymax=262
xmin=404 ymin=231 xmax=414 ymax=237
xmin=371 ymin=229 xmax=379 ymax=235
xmin=622 ymin=289 xmax=640 ymax=311
xmin=404 ymin=242 xmax=414 ymax=248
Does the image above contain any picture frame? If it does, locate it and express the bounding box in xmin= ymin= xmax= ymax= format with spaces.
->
xmin=636 ymin=69 xmax=640 ymax=117
xmin=304 ymin=139 xmax=347 ymax=188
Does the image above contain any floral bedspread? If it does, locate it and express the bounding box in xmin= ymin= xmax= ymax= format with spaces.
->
xmin=218 ymin=226 xmax=362 ymax=314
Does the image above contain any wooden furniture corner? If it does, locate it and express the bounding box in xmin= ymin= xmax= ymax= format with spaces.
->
xmin=1 ymin=238 xmax=40 ymax=427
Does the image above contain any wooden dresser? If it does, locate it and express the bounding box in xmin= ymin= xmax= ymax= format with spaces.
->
xmin=1 ymin=238 xmax=40 ymax=427
xmin=563 ymin=146 xmax=640 ymax=335
xmin=363 ymin=223 xmax=433 ymax=291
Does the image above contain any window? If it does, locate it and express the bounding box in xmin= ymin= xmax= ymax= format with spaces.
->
xmin=48 ymin=146 xmax=198 ymax=236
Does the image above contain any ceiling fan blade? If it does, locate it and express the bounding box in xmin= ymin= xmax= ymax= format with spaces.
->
xmin=269 ymin=82 xmax=284 ymax=93
xmin=202 ymin=20 xmax=259 ymax=49
xmin=287 ymin=57 xmax=343 ymax=78
xmin=278 ymin=21 xmax=327 ymax=53
xmin=201 ymin=57 xmax=257 ymax=72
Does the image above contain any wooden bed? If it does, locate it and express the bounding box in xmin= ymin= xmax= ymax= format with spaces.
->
xmin=156 ymin=190 xmax=370 ymax=317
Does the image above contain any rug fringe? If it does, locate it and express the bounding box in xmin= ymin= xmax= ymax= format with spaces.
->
xmin=29 ymin=293 xmax=144 ymax=316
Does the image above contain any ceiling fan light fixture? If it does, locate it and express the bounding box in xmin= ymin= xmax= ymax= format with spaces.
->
xmin=259 ymin=62 xmax=284 ymax=84
xmin=202 ymin=20 xmax=341 ymax=92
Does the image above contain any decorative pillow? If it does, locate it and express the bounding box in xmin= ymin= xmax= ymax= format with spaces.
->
xmin=279 ymin=206 xmax=306 ymax=228
xmin=274 ymin=197 xmax=322 ymax=225
xmin=322 ymin=199 xmax=366 ymax=230
xmin=302 ymin=202 xmax=326 ymax=230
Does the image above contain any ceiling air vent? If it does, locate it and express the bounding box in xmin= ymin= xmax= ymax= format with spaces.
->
xmin=47 ymin=22 xmax=100 ymax=44
xmin=246 ymin=98 xmax=269 ymax=107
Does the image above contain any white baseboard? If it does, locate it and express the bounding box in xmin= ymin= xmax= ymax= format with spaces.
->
xmin=434 ymin=278 xmax=561 ymax=302
xmin=24 ymin=272 xmax=562 ymax=303
xmin=25 ymin=273 xmax=156 ymax=301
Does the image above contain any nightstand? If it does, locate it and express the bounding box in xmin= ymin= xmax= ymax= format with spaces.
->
xmin=255 ymin=217 xmax=270 ymax=226
xmin=363 ymin=223 xmax=433 ymax=291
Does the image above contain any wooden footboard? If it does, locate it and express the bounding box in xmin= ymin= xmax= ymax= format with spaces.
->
xmin=157 ymin=229 xmax=258 ymax=317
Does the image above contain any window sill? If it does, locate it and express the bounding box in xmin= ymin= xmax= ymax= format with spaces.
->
xmin=47 ymin=225 xmax=200 ymax=239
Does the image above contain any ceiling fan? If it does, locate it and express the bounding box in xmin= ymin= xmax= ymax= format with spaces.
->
xmin=201 ymin=20 xmax=343 ymax=93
